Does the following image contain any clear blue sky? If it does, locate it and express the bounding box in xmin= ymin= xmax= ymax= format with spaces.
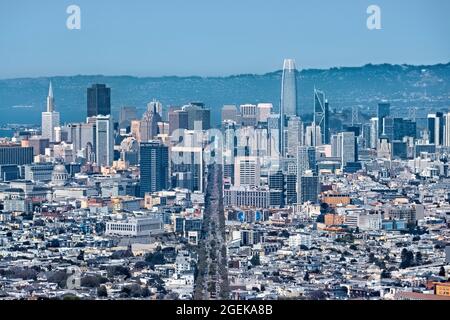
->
xmin=0 ymin=0 xmax=449 ymax=78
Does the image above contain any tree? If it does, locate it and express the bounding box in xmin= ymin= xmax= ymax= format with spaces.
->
xmin=107 ymin=266 xmax=131 ymax=278
xmin=303 ymin=272 xmax=310 ymax=282
xmin=81 ymin=275 xmax=108 ymax=288
xmin=250 ymin=255 xmax=260 ymax=266
xmin=47 ymin=271 xmax=69 ymax=288
xmin=415 ymin=252 xmax=423 ymax=265
xmin=77 ymin=250 xmax=84 ymax=261
xmin=400 ymin=249 xmax=414 ymax=269
xmin=145 ymin=250 xmax=166 ymax=267
xmin=111 ymin=249 xmax=133 ymax=260
xmin=97 ymin=285 xmax=108 ymax=298
xmin=279 ymin=230 xmax=290 ymax=238
xmin=142 ymin=286 xmax=151 ymax=298
xmin=309 ymin=290 xmax=327 ymax=300
xmin=381 ymin=269 xmax=391 ymax=279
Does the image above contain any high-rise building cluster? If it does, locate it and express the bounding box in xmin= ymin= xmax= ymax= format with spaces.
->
xmin=0 ymin=59 xmax=449 ymax=301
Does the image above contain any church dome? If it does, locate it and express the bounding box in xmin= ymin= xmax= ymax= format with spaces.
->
xmin=52 ymin=164 xmax=69 ymax=186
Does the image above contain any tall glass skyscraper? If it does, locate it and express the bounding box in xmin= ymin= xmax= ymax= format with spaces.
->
xmin=377 ymin=102 xmax=390 ymax=138
xmin=139 ymin=141 xmax=169 ymax=197
xmin=87 ymin=84 xmax=111 ymax=118
xmin=280 ymin=59 xmax=298 ymax=157
xmin=281 ymin=59 xmax=298 ymax=117
xmin=314 ymin=88 xmax=330 ymax=144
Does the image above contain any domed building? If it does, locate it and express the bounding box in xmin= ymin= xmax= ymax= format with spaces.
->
xmin=51 ymin=164 xmax=69 ymax=186
xmin=120 ymin=137 xmax=140 ymax=165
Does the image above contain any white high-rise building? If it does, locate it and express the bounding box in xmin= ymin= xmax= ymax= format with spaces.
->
xmin=240 ymin=104 xmax=258 ymax=126
xmin=305 ymin=123 xmax=322 ymax=147
xmin=332 ymin=132 xmax=356 ymax=168
xmin=95 ymin=115 xmax=114 ymax=167
xmin=444 ymin=112 xmax=450 ymax=147
xmin=234 ymin=156 xmax=260 ymax=187
xmin=286 ymin=116 xmax=304 ymax=157
xmin=147 ymin=100 xmax=163 ymax=116
xmin=256 ymin=103 xmax=273 ymax=123
xmin=41 ymin=82 xmax=60 ymax=142
xmin=370 ymin=117 xmax=379 ymax=149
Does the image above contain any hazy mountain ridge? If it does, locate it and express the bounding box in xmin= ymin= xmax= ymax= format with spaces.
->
xmin=0 ymin=63 xmax=449 ymax=125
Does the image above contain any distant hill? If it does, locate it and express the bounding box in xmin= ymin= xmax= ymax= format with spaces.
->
xmin=0 ymin=62 xmax=449 ymax=126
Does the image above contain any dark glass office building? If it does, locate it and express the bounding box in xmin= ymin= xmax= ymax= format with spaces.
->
xmin=139 ymin=141 xmax=169 ymax=197
xmin=87 ymin=84 xmax=111 ymax=117
xmin=0 ymin=146 xmax=33 ymax=166
xmin=377 ymin=102 xmax=390 ymax=138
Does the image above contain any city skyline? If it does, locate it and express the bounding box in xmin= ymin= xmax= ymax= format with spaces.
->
xmin=1 ymin=0 xmax=450 ymax=307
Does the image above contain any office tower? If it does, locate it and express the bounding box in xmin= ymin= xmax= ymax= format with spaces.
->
xmin=0 ymin=165 xmax=20 ymax=182
xmin=139 ymin=108 xmax=162 ymax=142
xmin=377 ymin=102 xmax=390 ymax=138
xmin=268 ymin=170 xmax=285 ymax=207
xmin=222 ymin=105 xmax=240 ymax=123
xmin=362 ymin=123 xmax=371 ymax=149
xmin=66 ymin=123 xmax=82 ymax=152
xmin=140 ymin=141 xmax=169 ymax=196
xmin=370 ymin=118 xmax=379 ymax=149
xmin=392 ymin=118 xmax=417 ymax=141
xmin=234 ymin=156 xmax=260 ymax=187
xmin=377 ymin=138 xmax=392 ymax=159
xmin=223 ymin=121 xmax=238 ymax=183
xmin=297 ymin=146 xmax=316 ymax=176
xmin=119 ymin=106 xmax=138 ymax=129
xmin=81 ymin=122 xmax=96 ymax=155
xmin=87 ymin=84 xmax=111 ymax=117
xmin=280 ymin=59 xmax=298 ymax=157
xmin=169 ymin=108 xmax=189 ymax=136
xmin=254 ymin=124 xmax=270 ymax=157
xmin=281 ymin=59 xmax=298 ymax=118
xmin=0 ymin=144 xmax=33 ymax=165
xmin=298 ymin=172 xmax=319 ymax=204
xmin=269 ymin=170 xmax=284 ymax=191
xmin=120 ymin=137 xmax=139 ymax=166
xmin=382 ymin=117 xmax=394 ymax=141
xmin=147 ymin=100 xmax=163 ymax=117
xmin=445 ymin=113 xmax=450 ymax=147
xmin=130 ymin=120 xmax=142 ymax=142
xmin=305 ymin=123 xmax=322 ymax=147
xmin=332 ymin=132 xmax=356 ymax=168
xmin=314 ymin=89 xmax=330 ymax=144
xmin=285 ymin=116 xmax=303 ymax=157
xmin=256 ymin=103 xmax=273 ymax=123
xmin=240 ymin=104 xmax=258 ymax=127
xmin=267 ymin=114 xmax=281 ymax=157
xmin=41 ymin=82 xmax=60 ymax=142
xmin=282 ymin=159 xmax=298 ymax=205
xmin=224 ymin=187 xmax=282 ymax=209
xmin=269 ymin=170 xmax=290 ymax=207
xmin=171 ymin=145 xmax=204 ymax=192
xmin=95 ymin=115 xmax=114 ymax=167
xmin=392 ymin=141 xmax=408 ymax=159
xmin=344 ymin=126 xmax=361 ymax=162
xmin=428 ymin=112 xmax=445 ymax=145
xmin=67 ymin=120 xmax=97 ymax=157
xmin=23 ymin=136 xmax=49 ymax=156
xmin=157 ymin=122 xmax=169 ymax=136
xmin=24 ymin=163 xmax=54 ymax=182
xmin=181 ymin=103 xmax=211 ymax=131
